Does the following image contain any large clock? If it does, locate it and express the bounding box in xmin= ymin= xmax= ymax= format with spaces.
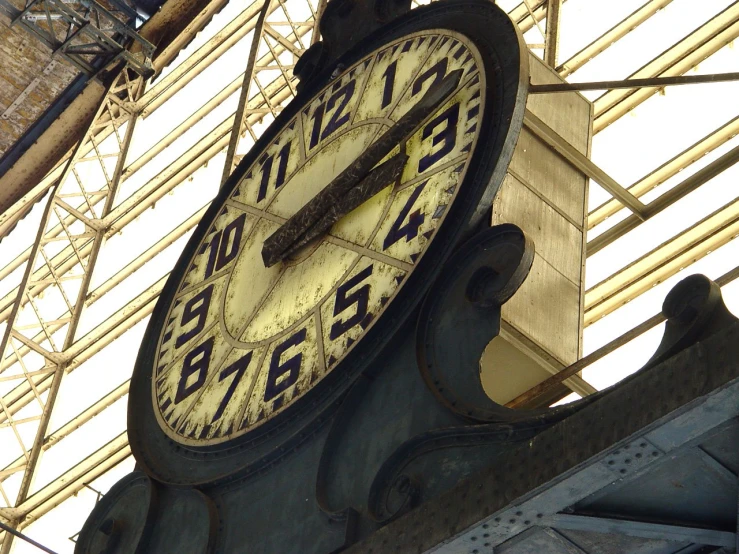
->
xmin=128 ymin=0 xmax=527 ymax=485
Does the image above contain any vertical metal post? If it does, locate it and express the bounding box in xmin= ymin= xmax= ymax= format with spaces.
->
xmin=221 ymin=0 xmax=273 ymax=185
xmin=544 ymin=0 xmax=562 ymax=68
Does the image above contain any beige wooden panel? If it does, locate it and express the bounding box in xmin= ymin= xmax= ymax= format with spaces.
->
xmin=493 ymin=173 xmax=583 ymax=285
xmin=508 ymin=128 xmax=588 ymax=225
xmin=480 ymin=331 xmax=554 ymax=404
xmin=501 ymin=253 xmax=581 ymax=365
xmin=527 ymin=53 xmax=591 ymax=155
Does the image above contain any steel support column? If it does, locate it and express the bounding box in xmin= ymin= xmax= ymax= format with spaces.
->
xmin=543 ymin=0 xmax=561 ymax=68
xmin=222 ymin=0 xmax=274 ymax=184
xmin=0 ymin=69 xmax=144 ymax=554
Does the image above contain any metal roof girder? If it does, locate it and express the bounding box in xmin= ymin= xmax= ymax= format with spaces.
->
xmin=593 ymin=1 xmax=739 ymax=132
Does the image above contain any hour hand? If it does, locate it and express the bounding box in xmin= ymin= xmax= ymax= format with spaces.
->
xmin=261 ymin=68 xmax=464 ymax=268
xmin=273 ymin=153 xmax=408 ymax=264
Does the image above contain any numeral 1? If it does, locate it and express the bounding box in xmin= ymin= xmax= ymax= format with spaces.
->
xmin=383 ymin=182 xmax=427 ymax=251
xmin=330 ymin=265 xmax=374 ymax=340
xmin=203 ymin=213 xmax=246 ymax=279
xmin=381 ymin=60 xmax=397 ymax=108
xmin=257 ymin=143 xmax=291 ymax=202
xmin=264 ymin=328 xmax=307 ymax=402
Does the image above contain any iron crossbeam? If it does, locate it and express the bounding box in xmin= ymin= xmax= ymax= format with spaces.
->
xmin=530 ymin=71 xmax=739 ymax=93
xmin=546 ymin=514 xmax=736 ymax=548
xmin=589 ymin=114 xmax=739 ymax=232
xmin=0 ymin=70 xmax=143 ymax=554
xmin=507 ymin=263 xmax=739 ymax=408
xmin=585 ymin=195 xmax=739 ymax=325
xmin=557 ymin=0 xmax=674 ymax=78
xmin=594 ymin=2 xmax=739 ymax=133
xmin=588 ymin=140 xmax=739 ymax=256
xmin=2 ymin=0 xmax=153 ymax=76
xmin=523 ymin=110 xmax=648 ymax=219
xmin=0 ymin=520 xmax=57 ymax=554
xmin=221 ymin=0 xmax=274 ymax=184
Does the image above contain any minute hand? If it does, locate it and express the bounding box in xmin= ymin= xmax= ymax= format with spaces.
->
xmin=261 ymin=68 xmax=464 ymax=268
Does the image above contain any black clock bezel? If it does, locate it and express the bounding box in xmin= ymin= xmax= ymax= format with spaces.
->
xmin=128 ymin=0 xmax=528 ymax=486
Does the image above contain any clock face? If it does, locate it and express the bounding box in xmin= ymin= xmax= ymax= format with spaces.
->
xmin=151 ymin=29 xmax=487 ymax=445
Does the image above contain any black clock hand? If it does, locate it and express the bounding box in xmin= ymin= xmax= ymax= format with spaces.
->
xmin=276 ymin=153 xmax=408 ymax=262
xmin=261 ymin=68 xmax=464 ymax=267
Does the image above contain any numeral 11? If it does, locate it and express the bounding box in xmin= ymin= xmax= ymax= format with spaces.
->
xmin=257 ymin=142 xmax=291 ymax=202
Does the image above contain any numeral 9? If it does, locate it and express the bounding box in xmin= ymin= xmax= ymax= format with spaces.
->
xmin=175 ymin=284 xmax=214 ymax=349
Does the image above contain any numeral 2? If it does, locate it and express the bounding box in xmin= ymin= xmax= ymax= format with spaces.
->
xmin=383 ymin=182 xmax=427 ymax=251
xmin=175 ymin=337 xmax=214 ymax=404
xmin=418 ymin=103 xmax=459 ymax=173
xmin=330 ymin=265 xmax=374 ymax=340
xmin=309 ymin=80 xmax=356 ymax=149
xmin=202 ymin=213 xmax=246 ymax=279
xmin=211 ymin=351 xmax=253 ymax=423
xmin=412 ymin=58 xmax=448 ymax=97
xmin=175 ymin=284 xmax=214 ymax=349
xmin=264 ymin=328 xmax=307 ymax=402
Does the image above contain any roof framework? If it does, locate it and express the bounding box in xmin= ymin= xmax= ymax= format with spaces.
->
xmin=0 ymin=0 xmax=737 ymax=551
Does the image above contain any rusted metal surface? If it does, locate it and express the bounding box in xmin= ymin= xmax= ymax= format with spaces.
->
xmin=0 ymin=0 xmax=226 ymax=230
xmin=0 ymin=14 xmax=77 ymax=158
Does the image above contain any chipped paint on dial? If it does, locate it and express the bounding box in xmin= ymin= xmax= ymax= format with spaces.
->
xmin=153 ymin=29 xmax=486 ymax=445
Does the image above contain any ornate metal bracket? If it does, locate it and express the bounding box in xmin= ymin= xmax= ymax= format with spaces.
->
xmin=295 ymin=0 xmax=412 ymax=89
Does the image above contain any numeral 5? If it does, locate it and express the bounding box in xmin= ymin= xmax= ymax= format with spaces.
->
xmin=330 ymin=265 xmax=374 ymax=340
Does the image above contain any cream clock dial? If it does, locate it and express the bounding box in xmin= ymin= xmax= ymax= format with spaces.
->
xmin=151 ymin=30 xmax=486 ymax=445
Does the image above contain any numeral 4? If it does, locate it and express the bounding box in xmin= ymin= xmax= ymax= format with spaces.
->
xmin=383 ymin=182 xmax=427 ymax=251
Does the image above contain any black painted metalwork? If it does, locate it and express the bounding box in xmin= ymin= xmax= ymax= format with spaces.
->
xmin=294 ymin=0 xmax=413 ymax=90
xmin=77 ymin=1 xmax=739 ymax=552
xmin=126 ymin=0 xmax=529 ymax=487
xmin=0 ymin=0 xmax=153 ymax=77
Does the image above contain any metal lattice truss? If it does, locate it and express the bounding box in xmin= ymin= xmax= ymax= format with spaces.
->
xmin=0 ymin=0 xmax=738 ymax=550
xmin=0 ymin=0 xmax=154 ymax=76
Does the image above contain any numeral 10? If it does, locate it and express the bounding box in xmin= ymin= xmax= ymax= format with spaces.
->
xmin=201 ymin=213 xmax=246 ymax=279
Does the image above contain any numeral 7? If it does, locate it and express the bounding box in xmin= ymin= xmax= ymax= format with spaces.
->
xmin=211 ymin=351 xmax=253 ymax=423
